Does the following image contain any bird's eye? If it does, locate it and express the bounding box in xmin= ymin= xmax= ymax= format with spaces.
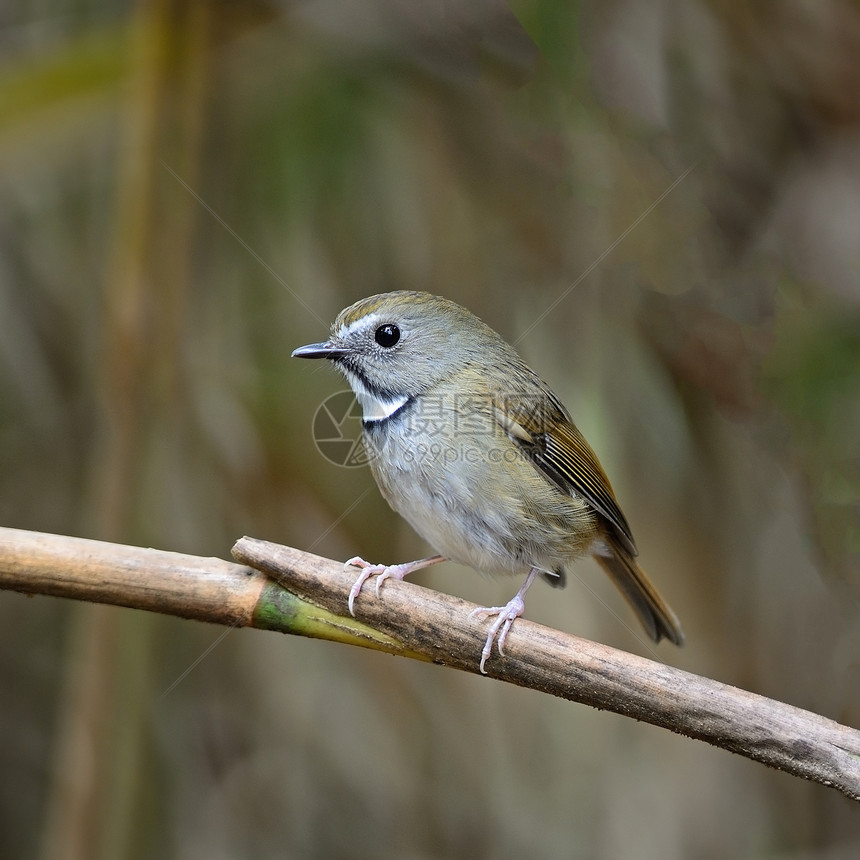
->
xmin=374 ymin=324 xmax=400 ymax=348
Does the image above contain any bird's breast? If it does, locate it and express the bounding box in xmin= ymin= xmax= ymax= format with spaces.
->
xmin=361 ymin=405 xmax=598 ymax=575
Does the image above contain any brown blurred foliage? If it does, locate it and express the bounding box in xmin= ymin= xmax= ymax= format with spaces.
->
xmin=1 ymin=1 xmax=859 ymax=858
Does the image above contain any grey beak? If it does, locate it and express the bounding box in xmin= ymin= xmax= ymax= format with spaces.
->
xmin=291 ymin=341 xmax=350 ymax=360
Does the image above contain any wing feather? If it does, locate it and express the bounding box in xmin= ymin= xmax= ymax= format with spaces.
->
xmin=493 ymin=391 xmax=637 ymax=556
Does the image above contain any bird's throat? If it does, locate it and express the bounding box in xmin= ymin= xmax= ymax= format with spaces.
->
xmin=343 ymin=369 xmax=409 ymax=422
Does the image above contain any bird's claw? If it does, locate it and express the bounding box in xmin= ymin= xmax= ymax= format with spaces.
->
xmin=343 ymin=555 xmax=446 ymax=616
xmin=469 ymin=594 xmax=526 ymax=674
xmin=344 ymin=557 xmax=388 ymax=616
xmin=344 ymin=556 xmax=416 ymax=615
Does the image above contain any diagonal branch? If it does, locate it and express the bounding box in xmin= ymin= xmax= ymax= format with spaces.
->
xmin=1 ymin=527 xmax=858 ymax=801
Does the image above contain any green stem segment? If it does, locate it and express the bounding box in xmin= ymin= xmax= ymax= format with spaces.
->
xmin=252 ymin=579 xmax=430 ymax=661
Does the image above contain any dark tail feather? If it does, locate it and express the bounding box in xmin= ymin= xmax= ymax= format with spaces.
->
xmin=592 ymin=539 xmax=685 ymax=647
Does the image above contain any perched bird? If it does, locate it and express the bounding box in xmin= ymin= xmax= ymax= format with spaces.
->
xmin=293 ymin=291 xmax=684 ymax=672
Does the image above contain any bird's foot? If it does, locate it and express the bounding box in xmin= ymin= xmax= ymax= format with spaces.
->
xmin=468 ymin=567 xmax=540 ymax=674
xmin=344 ymin=555 xmax=444 ymax=615
xmin=469 ymin=596 xmax=526 ymax=675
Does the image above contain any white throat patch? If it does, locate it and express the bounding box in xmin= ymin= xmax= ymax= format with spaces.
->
xmin=343 ymin=369 xmax=408 ymax=422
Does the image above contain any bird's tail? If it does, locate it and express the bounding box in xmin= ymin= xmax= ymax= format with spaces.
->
xmin=592 ymin=538 xmax=685 ymax=646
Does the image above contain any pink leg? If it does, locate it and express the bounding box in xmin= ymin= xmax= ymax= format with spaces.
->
xmin=344 ymin=555 xmax=445 ymax=616
xmin=469 ymin=568 xmax=539 ymax=674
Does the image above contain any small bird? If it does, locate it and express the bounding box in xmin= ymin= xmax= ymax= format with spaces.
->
xmin=293 ymin=291 xmax=684 ymax=672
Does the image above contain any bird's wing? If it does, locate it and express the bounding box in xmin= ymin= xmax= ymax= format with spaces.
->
xmin=493 ymin=389 xmax=637 ymax=556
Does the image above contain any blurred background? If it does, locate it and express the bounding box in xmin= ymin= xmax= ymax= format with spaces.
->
xmin=2 ymin=0 xmax=860 ymax=857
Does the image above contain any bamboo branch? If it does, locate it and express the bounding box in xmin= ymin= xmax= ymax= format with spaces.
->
xmin=0 ymin=527 xmax=411 ymax=657
xmin=1 ymin=527 xmax=858 ymax=801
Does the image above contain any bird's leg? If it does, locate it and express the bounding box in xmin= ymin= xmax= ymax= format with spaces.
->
xmin=469 ymin=567 xmax=540 ymax=674
xmin=344 ymin=555 xmax=445 ymax=615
